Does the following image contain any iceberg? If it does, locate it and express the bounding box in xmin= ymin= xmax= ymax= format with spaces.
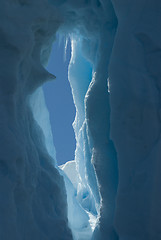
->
xmin=1 ymin=0 xmax=161 ymax=239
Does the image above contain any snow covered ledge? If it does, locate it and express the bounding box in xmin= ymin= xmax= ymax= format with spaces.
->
xmin=1 ymin=0 xmax=161 ymax=240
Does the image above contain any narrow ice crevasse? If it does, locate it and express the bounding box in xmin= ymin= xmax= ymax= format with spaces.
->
xmin=5 ymin=0 xmax=161 ymax=240
xmin=58 ymin=35 xmax=99 ymax=239
xmin=30 ymin=20 xmax=118 ymax=239
xmin=0 ymin=0 xmax=118 ymax=239
xmin=23 ymin=0 xmax=119 ymax=237
xmin=30 ymin=34 xmax=99 ymax=239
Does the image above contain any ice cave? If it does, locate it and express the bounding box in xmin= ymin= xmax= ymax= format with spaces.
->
xmin=1 ymin=0 xmax=161 ymax=240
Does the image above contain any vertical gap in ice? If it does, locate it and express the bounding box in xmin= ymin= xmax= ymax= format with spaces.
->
xmin=31 ymin=32 xmax=100 ymax=239
xmin=66 ymin=35 xmax=100 ymax=238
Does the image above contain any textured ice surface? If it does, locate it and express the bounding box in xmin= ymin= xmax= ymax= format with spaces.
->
xmin=1 ymin=0 xmax=161 ymax=240
xmin=59 ymin=165 xmax=93 ymax=240
xmin=60 ymin=160 xmax=97 ymax=240
xmin=109 ymin=1 xmax=161 ymax=239
xmin=30 ymin=87 xmax=56 ymax=163
xmin=60 ymin=160 xmax=79 ymax=190
xmin=0 ymin=1 xmax=73 ymax=239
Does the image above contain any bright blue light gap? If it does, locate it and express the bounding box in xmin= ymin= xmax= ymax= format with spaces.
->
xmin=43 ymin=36 xmax=76 ymax=165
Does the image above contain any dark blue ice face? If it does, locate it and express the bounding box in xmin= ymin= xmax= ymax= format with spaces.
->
xmin=43 ymin=36 xmax=76 ymax=165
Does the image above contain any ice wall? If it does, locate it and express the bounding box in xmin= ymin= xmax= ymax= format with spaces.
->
xmin=64 ymin=1 xmax=119 ymax=239
xmin=58 ymin=0 xmax=161 ymax=239
xmin=109 ymin=1 xmax=161 ymax=239
xmin=30 ymin=87 xmax=56 ymax=163
xmin=0 ymin=1 xmax=73 ymax=239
